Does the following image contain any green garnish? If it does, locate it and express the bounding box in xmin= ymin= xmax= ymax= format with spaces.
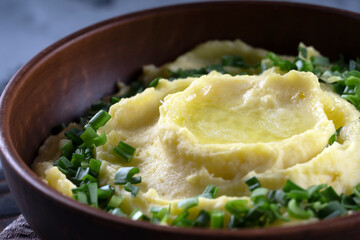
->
xmin=210 ymin=210 xmax=224 ymax=229
xmin=245 ymin=176 xmax=261 ymax=191
xmin=149 ymin=77 xmax=161 ymax=88
xmin=124 ymin=182 xmax=140 ymax=197
xmin=328 ymin=127 xmax=343 ymax=146
xmin=113 ymin=141 xmax=136 ymax=162
xmin=199 ymin=185 xmax=218 ymax=199
xmin=114 ymin=167 xmax=141 ymax=185
xmin=177 ymin=197 xmax=199 ymax=210
xmin=84 ymin=110 xmax=111 ymax=131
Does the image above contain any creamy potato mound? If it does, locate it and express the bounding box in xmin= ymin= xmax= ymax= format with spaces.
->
xmin=32 ymin=40 xmax=360 ymax=225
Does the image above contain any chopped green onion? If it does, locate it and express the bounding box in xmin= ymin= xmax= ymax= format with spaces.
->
xmin=85 ymin=110 xmax=111 ymax=131
xmin=110 ymin=97 xmax=120 ymax=104
xmin=250 ymin=187 xmax=269 ymax=201
xmin=89 ymin=158 xmax=101 ymax=176
xmin=130 ymin=208 xmax=146 ymax=221
xmin=199 ymin=185 xmax=218 ymax=199
xmin=114 ymin=167 xmax=141 ymax=185
xmin=287 ymin=199 xmax=313 ymax=219
xmin=283 ymin=179 xmax=304 ymax=192
xmin=321 ymin=186 xmax=340 ymax=202
xmin=107 ymin=195 xmax=124 ymax=208
xmin=80 ymin=127 xmax=98 ymax=147
xmin=328 ymin=127 xmax=343 ymax=146
xmin=194 ymin=210 xmax=210 ymax=227
xmin=71 ymin=153 xmax=84 ymax=168
xmin=286 ymin=189 xmax=309 ymax=200
xmin=113 ymin=141 xmax=136 ymax=162
xmin=65 ymin=128 xmax=83 ymax=145
xmin=149 ymin=77 xmax=161 ymax=88
xmin=76 ymin=191 xmax=88 ymax=204
xmin=245 ymin=176 xmax=261 ymax=191
xmin=61 ymin=140 xmax=75 ymax=159
xmin=97 ymin=185 xmax=114 ymax=200
xmin=311 ymin=56 xmax=329 ymax=66
xmin=269 ymin=203 xmax=290 ymax=222
xmin=317 ymin=201 xmax=347 ymax=219
xmin=177 ymin=197 xmax=199 ymax=210
xmin=88 ymin=182 xmax=98 ymax=207
xmin=298 ymin=46 xmax=307 ymax=59
xmin=93 ymin=132 xmax=107 ymax=146
xmin=225 ymin=199 xmax=249 ymax=216
xmin=109 ymin=208 xmax=126 ymax=217
xmin=210 ymin=210 xmax=224 ymax=229
xmin=124 ymin=182 xmax=140 ymax=197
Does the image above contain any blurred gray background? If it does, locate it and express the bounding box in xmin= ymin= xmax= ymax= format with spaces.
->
xmin=0 ymin=0 xmax=360 ymax=232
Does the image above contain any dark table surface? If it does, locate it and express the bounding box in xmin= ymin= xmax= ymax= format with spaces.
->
xmin=1 ymin=0 xmax=360 ymax=234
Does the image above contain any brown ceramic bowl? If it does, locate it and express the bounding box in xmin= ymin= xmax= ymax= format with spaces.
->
xmin=1 ymin=1 xmax=360 ymax=239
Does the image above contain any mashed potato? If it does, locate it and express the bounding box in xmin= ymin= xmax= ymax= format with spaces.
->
xmin=32 ymin=40 xmax=360 ymax=227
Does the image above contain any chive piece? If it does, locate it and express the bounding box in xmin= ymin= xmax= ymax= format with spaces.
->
xmin=61 ymin=140 xmax=75 ymax=159
xmin=328 ymin=127 xmax=343 ymax=146
xmin=245 ymin=203 xmax=267 ymax=222
xmin=51 ymin=123 xmax=66 ymax=135
xmin=283 ymin=180 xmax=304 ymax=192
xmin=65 ymin=128 xmax=83 ymax=145
xmin=354 ymin=184 xmax=360 ymax=199
xmin=311 ymin=56 xmax=329 ymax=66
xmin=110 ymin=97 xmax=120 ymax=104
xmin=97 ymin=185 xmax=114 ymax=200
xmin=172 ymin=210 xmax=189 ymax=226
xmin=274 ymin=190 xmax=288 ymax=206
xmin=149 ymin=77 xmax=161 ymax=88
xmin=124 ymin=182 xmax=140 ymax=197
xmin=80 ymin=127 xmax=98 ymax=147
xmin=321 ymin=186 xmax=340 ymax=202
xmin=107 ymin=195 xmax=124 ymax=208
xmin=221 ymin=55 xmax=250 ymax=68
xmin=287 ymin=190 xmax=309 ymax=200
xmin=150 ymin=206 xmax=169 ymax=224
xmin=225 ymin=199 xmax=249 ymax=216
xmin=266 ymin=52 xmax=296 ymax=71
xmin=113 ymin=141 xmax=136 ymax=162
xmin=130 ymin=208 xmax=145 ymax=221
xmin=74 ymin=167 xmax=90 ymax=181
xmin=114 ymin=167 xmax=141 ymax=185
xmin=71 ymin=153 xmax=84 ymax=168
xmin=298 ymin=46 xmax=307 ymax=59
xmin=89 ymin=158 xmax=101 ymax=176
xmin=88 ymin=182 xmax=98 ymax=207
xmin=307 ymin=184 xmax=327 ymax=200
xmin=269 ymin=203 xmax=290 ymax=222
xmin=317 ymin=201 xmax=347 ymax=219
xmin=109 ymin=208 xmax=126 ymax=217
xmin=287 ymin=199 xmax=313 ymax=219
xmin=209 ymin=210 xmax=224 ymax=229
xmin=199 ymin=185 xmax=218 ymax=199
xmin=57 ymin=156 xmax=73 ymax=170
xmin=177 ymin=197 xmax=199 ymax=210
xmin=250 ymin=187 xmax=269 ymax=201
xmin=194 ymin=210 xmax=210 ymax=227
xmin=85 ymin=110 xmax=111 ymax=131
xmin=245 ymin=176 xmax=261 ymax=191
xmin=76 ymin=191 xmax=88 ymax=204
xmin=93 ymin=132 xmax=107 ymax=146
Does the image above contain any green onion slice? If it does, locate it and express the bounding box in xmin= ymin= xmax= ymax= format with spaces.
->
xmin=245 ymin=176 xmax=261 ymax=191
xmin=199 ymin=185 xmax=218 ymax=199
xmin=177 ymin=197 xmax=199 ymax=210
xmin=114 ymin=167 xmax=141 ymax=185
xmin=113 ymin=141 xmax=136 ymax=162
xmin=210 ymin=210 xmax=224 ymax=229
xmin=85 ymin=110 xmax=111 ymax=131
xmin=124 ymin=182 xmax=140 ymax=197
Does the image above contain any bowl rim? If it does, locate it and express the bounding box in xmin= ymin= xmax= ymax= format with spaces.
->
xmin=1 ymin=0 xmax=360 ymax=237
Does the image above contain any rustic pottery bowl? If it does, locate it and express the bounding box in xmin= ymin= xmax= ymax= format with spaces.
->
xmin=1 ymin=1 xmax=360 ymax=239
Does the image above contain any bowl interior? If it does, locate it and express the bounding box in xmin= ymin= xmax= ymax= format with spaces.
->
xmin=1 ymin=1 xmax=360 ymax=239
